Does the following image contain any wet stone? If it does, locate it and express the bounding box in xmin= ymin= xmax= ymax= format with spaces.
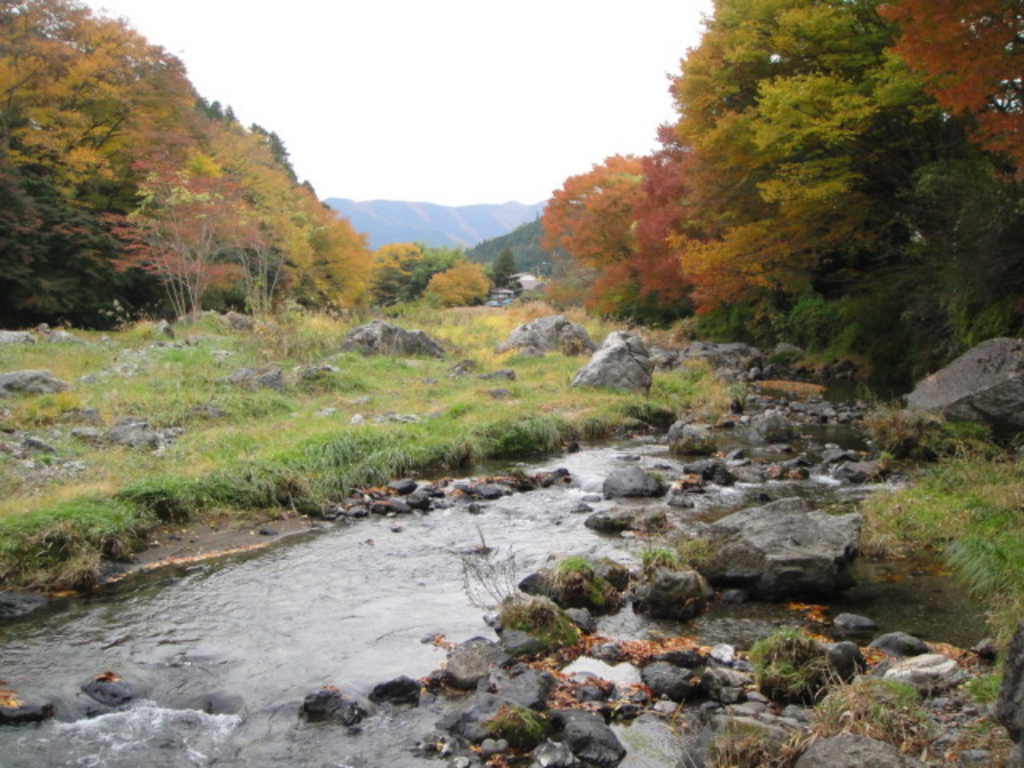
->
xmin=369 ymin=675 xmax=421 ymax=706
xmin=81 ymin=672 xmax=134 ymax=707
xmin=300 ymin=686 xmax=369 ymax=725
xmin=870 ymin=631 xmax=929 ymax=658
xmin=833 ymin=612 xmax=877 ymax=633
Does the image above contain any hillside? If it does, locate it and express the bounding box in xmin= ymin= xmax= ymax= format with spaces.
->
xmin=325 ymin=198 xmax=545 ymax=250
xmin=464 ymin=220 xmax=557 ymax=276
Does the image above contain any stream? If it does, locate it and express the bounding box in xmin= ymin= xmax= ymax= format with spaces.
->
xmin=0 ymin=422 xmax=985 ymax=767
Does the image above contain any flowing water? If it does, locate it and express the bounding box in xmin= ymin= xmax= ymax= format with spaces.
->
xmin=0 ymin=429 xmax=985 ymax=766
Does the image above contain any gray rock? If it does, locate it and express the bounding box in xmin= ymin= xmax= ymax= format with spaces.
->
xmin=882 ymin=653 xmax=966 ymax=695
xmin=998 ymin=621 xmax=1024 ymax=755
xmin=700 ymin=667 xmax=751 ymax=704
xmin=748 ymin=412 xmax=799 ymax=444
xmin=226 ymin=367 xmax=285 ymax=391
xmin=703 ymin=498 xmax=861 ymax=600
xmin=833 ymin=612 xmax=877 ymax=633
xmin=826 ymin=641 xmax=867 ymax=682
xmin=106 ymin=419 xmax=162 ymax=449
xmin=794 ymin=732 xmax=926 ymax=767
xmin=0 ymin=370 xmax=68 ymax=396
xmin=300 ymin=686 xmax=370 ymax=725
xmin=531 ymin=740 xmax=578 ymax=768
xmin=341 ymin=320 xmax=445 ymax=358
xmin=0 ymin=330 xmax=35 ymax=344
xmin=668 ymin=422 xmax=717 ymax=456
xmin=642 ymin=662 xmax=699 ymax=702
xmin=869 ymin=631 xmax=929 ymax=658
xmin=907 ymin=337 xmax=1024 ymax=435
xmin=446 ymin=637 xmax=509 ymax=690
xmin=369 ymin=675 xmax=421 ymax=706
xmin=602 ymin=466 xmax=665 ymax=498
xmin=584 ymin=510 xmax=638 ymax=534
xmin=551 ymin=709 xmax=627 ymax=767
xmin=496 ymin=315 xmax=596 ymax=356
xmin=832 ymin=460 xmax=882 ymax=484
xmin=571 ymin=331 xmax=654 ymax=393
xmin=0 ymin=591 xmax=48 ymax=623
xmin=633 ymin=568 xmax=713 ymax=621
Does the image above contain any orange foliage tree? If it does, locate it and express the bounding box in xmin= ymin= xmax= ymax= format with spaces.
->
xmin=882 ymin=0 xmax=1024 ymax=177
xmin=425 ymin=261 xmax=490 ymax=307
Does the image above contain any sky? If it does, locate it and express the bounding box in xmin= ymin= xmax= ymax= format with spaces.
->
xmin=83 ymin=0 xmax=714 ymax=207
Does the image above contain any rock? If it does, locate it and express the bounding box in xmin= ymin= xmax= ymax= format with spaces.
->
xmin=679 ymin=341 xmax=762 ymax=375
xmin=687 ymin=714 xmax=794 ymax=767
xmin=0 ymin=696 xmax=55 ymax=725
xmin=748 ymin=412 xmax=799 ymax=444
xmin=0 ymin=370 xmax=68 ymax=396
xmin=369 ymin=675 xmax=421 ymax=706
xmin=222 ymin=311 xmax=254 ymax=331
xmin=300 ymin=686 xmax=369 ymax=725
xmin=106 ymin=419 xmax=162 ymax=449
xmin=668 ymin=422 xmax=717 ymax=456
xmin=584 ymin=509 xmax=637 ymax=533
xmin=492 ymin=669 xmax=557 ymax=711
xmin=633 ymin=568 xmax=713 ymax=621
xmin=0 ymin=591 xmax=47 ymax=623
xmin=81 ymin=671 xmax=134 ymax=707
xmin=869 ymin=631 xmax=929 ymax=658
xmin=565 ymin=608 xmax=596 ymax=634
xmin=446 ymin=637 xmax=510 ymax=690
xmin=388 ymin=478 xmax=418 ymax=495
xmin=226 ymin=367 xmax=285 ymax=391
xmin=826 ymin=641 xmax=867 ymax=682
xmin=883 ymin=653 xmax=966 ymax=695
xmin=154 ymin=319 xmax=175 ymax=339
xmin=550 ymin=709 xmax=627 ymax=767
xmin=907 ymin=337 xmax=1024 ymax=436
xmin=0 ymin=330 xmax=35 ymax=345
xmin=479 ymin=369 xmax=516 ymax=381
xmin=832 ymin=460 xmax=882 ymax=484
xmin=342 ymin=320 xmax=445 ymax=358
xmin=794 ymin=732 xmax=926 ymax=767
xmin=571 ymin=331 xmax=654 ymax=393
xmin=602 ymin=466 xmax=665 ymax=498
xmin=496 ymin=315 xmax=596 ymax=357
xmin=998 ymin=622 xmax=1024 ymax=757
xmin=703 ymin=498 xmax=861 ymax=600
xmin=500 ymin=629 xmax=547 ymax=657
xmin=833 ymin=612 xmax=877 ymax=634
xmin=641 ymin=662 xmax=699 ymax=702
xmin=435 ymin=691 xmax=507 ymax=743
xmin=700 ymin=667 xmax=751 ymax=704
xmin=531 ymin=740 xmax=578 ymax=768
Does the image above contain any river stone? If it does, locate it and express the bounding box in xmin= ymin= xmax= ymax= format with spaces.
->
xmin=531 ymin=740 xmax=578 ymax=767
xmin=748 ymin=411 xmax=799 ymax=444
xmin=369 ymin=675 xmax=421 ymax=706
xmin=633 ymin=568 xmax=713 ymax=621
xmin=500 ymin=629 xmax=547 ymax=657
xmin=998 ymin=621 xmax=1024 ymax=763
xmin=0 ymin=330 xmax=35 ymax=344
xmin=584 ymin=509 xmax=638 ymax=533
xmin=342 ymin=320 xmax=445 ymax=358
xmin=826 ymin=641 xmax=867 ymax=682
xmin=869 ymin=631 xmax=929 ymax=658
xmin=700 ymin=666 xmax=751 ymax=704
xmin=833 ymin=612 xmax=877 ymax=633
xmin=300 ymin=686 xmax=369 ymax=725
xmin=669 ymin=422 xmax=717 ymax=456
xmin=0 ymin=370 xmax=68 ymax=396
xmin=446 ymin=637 xmax=509 ymax=690
xmin=493 ymin=668 xmax=556 ymax=710
xmin=832 ymin=460 xmax=882 ymax=484
xmin=0 ymin=697 xmax=55 ymax=725
xmin=907 ymin=337 xmax=1024 ymax=436
xmin=435 ymin=691 xmax=507 ymax=743
xmin=641 ymin=662 xmax=699 ymax=702
xmin=550 ymin=709 xmax=627 ymax=767
xmin=687 ymin=714 xmax=794 ymax=767
xmin=702 ymin=497 xmax=861 ymax=600
xmin=81 ymin=673 xmax=134 ymax=707
xmin=679 ymin=341 xmax=762 ymax=374
xmin=602 ymin=466 xmax=665 ymax=498
xmin=570 ymin=331 xmax=654 ymax=394
xmin=794 ymin=732 xmax=926 ymax=767
xmin=226 ymin=366 xmax=285 ymax=391
xmin=495 ymin=314 xmax=596 ymax=357
xmin=882 ymin=653 xmax=966 ymax=695
xmin=0 ymin=591 xmax=47 ymax=623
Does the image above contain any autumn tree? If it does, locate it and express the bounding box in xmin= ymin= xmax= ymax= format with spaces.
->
xmin=425 ymin=261 xmax=491 ymax=307
xmin=882 ymin=0 xmax=1024 ymax=176
xmin=368 ymin=243 xmax=461 ymax=306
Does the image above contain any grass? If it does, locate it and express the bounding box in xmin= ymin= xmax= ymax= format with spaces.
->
xmin=749 ymin=628 xmax=834 ymax=706
xmin=497 ymin=596 xmax=580 ymax=651
xmin=0 ymin=303 xmax=736 ymax=591
xmin=862 ymin=454 xmax=1024 ymax=645
xmin=484 ymin=703 xmax=548 ymax=751
xmin=811 ymin=677 xmax=931 ymax=755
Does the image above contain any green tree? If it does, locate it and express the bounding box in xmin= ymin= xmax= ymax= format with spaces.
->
xmin=489 ymin=247 xmax=517 ymax=289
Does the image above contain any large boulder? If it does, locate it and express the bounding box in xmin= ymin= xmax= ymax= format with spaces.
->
xmin=496 ymin=314 xmax=596 ymax=357
xmin=907 ymin=337 xmax=1024 ymax=436
xmin=571 ymin=331 xmax=654 ymax=393
xmin=633 ymin=568 xmax=713 ymax=621
xmin=795 ymin=733 xmax=926 ymax=768
xmin=702 ymin=498 xmax=861 ymax=600
xmin=997 ymin=621 xmax=1024 ymax=765
xmin=341 ymin=320 xmax=445 ymax=358
xmin=603 ymin=466 xmax=665 ymax=498
xmin=0 ymin=330 xmax=35 ymax=345
xmin=0 ymin=370 xmax=68 ymax=397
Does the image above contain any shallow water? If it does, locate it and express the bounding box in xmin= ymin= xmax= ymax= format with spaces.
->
xmin=0 ymin=430 xmax=985 ymax=766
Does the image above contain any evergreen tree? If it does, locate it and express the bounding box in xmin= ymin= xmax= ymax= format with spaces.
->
xmin=490 ymin=247 xmax=517 ymax=289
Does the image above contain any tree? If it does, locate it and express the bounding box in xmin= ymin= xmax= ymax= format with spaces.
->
xmin=489 ymin=247 xmax=518 ymax=290
xmin=882 ymin=0 xmax=1024 ymax=177
xmin=425 ymin=261 xmax=490 ymax=307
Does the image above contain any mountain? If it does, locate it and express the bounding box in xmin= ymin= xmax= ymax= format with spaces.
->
xmin=324 ymin=198 xmax=546 ymax=251
xmin=465 ymin=220 xmax=556 ymax=276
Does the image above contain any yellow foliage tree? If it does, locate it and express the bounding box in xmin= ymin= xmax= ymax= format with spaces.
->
xmin=425 ymin=261 xmax=491 ymax=307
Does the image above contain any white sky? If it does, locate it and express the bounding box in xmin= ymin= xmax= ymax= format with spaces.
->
xmin=83 ymin=0 xmax=713 ymax=207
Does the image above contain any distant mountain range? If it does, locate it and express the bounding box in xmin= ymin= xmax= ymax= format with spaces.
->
xmin=325 ymin=198 xmax=546 ymax=250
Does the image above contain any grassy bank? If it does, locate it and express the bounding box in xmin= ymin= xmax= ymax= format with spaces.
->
xmin=0 ymin=303 xmax=731 ymax=591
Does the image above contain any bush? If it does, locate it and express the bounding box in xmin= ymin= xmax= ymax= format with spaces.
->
xmin=749 ymin=628 xmax=833 ymax=705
